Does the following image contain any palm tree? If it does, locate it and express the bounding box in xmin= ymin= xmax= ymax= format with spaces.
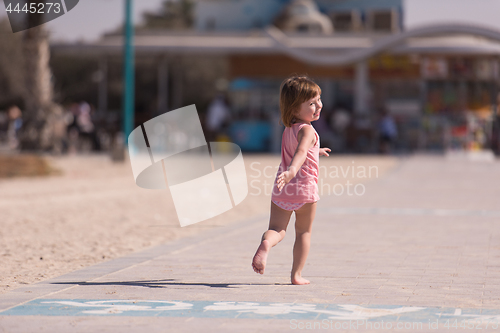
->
xmin=0 ymin=18 xmax=24 ymax=106
xmin=19 ymin=2 xmax=64 ymax=151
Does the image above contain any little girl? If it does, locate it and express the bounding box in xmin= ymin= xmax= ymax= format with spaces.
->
xmin=252 ymin=76 xmax=331 ymax=285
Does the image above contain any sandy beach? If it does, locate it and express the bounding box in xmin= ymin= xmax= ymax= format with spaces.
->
xmin=0 ymin=152 xmax=397 ymax=294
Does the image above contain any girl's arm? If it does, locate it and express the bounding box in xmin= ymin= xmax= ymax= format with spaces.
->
xmin=276 ymin=126 xmax=316 ymax=191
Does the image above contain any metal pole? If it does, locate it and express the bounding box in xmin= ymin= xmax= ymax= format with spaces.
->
xmin=123 ymin=0 xmax=135 ymax=142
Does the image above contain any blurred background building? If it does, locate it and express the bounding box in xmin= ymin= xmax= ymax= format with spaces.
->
xmin=1 ymin=0 xmax=499 ymax=154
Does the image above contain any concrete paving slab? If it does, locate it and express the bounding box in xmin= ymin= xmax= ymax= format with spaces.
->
xmin=2 ymin=155 xmax=500 ymax=332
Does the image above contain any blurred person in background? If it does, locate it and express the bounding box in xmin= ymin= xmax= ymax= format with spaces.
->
xmin=7 ymin=105 xmax=22 ymax=150
xmin=378 ymin=108 xmax=398 ymax=154
xmin=66 ymin=103 xmax=80 ymax=154
xmin=330 ymin=106 xmax=351 ymax=152
xmin=66 ymin=102 xmax=101 ymax=153
xmin=492 ymin=92 xmax=500 ymax=155
xmin=205 ymin=94 xmax=230 ymax=142
xmin=77 ymin=101 xmax=100 ymax=152
xmin=48 ymin=104 xmax=70 ymax=155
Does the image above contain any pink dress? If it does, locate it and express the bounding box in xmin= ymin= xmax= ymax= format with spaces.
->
xmin=271 ymin=122 xmax=320 ymax=211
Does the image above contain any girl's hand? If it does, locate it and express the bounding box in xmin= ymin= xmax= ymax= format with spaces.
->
xmin=276 ymin=170 xmax=294 ymax=192
xmin=320 ymin=147 xmax=331 ymax=156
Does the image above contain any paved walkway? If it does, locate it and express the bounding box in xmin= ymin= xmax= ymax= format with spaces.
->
xmin=2 ymin=155 xmax=500 ymax=332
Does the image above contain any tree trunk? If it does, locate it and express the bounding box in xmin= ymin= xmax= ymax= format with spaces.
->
xmin=19 ymin=18 xmax=62 ymax=151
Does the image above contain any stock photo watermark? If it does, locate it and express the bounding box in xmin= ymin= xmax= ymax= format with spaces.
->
xmin=128 ymin=105 xmax=248 ymax=227
xmin=290 ymin=319 xmax=500 ymax=330
xmin=3 ymin=0 xmax=80 ymax=33
xmin=249 ymin=161 xmax=379 ymax=197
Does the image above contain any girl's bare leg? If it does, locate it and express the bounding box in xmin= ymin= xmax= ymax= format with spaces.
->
xmin=252 ymin=202 xmax=293 ymax=274
xmin=291 ymin=202 xmax=317 ymax=285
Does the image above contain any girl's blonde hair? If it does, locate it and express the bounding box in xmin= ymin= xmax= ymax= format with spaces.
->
xmin=279 ymin=75 xmax=321 ymax=127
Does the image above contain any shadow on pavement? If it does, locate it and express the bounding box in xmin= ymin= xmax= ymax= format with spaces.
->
xmin=52 ymin=279 xmax=287 ymax=289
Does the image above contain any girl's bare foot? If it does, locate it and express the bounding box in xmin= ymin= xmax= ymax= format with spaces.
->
xmin=252 ymin=240 xmax=271 ymax=274
xmin=291 ymin=275 xmax=310 ymax=285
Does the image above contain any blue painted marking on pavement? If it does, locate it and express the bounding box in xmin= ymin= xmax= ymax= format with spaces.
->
xmin=2 ymin=299 xmax=500 ymax=323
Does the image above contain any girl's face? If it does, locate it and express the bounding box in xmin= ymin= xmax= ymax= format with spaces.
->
xmin=294 ymin=94 xmax=322 ymax=124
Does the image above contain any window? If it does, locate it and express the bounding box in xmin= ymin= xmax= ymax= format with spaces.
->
xmin=367 ymin=10 xmax=399 ymax=32
xmin=330 ymin=10 xmax=362 ymax=32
